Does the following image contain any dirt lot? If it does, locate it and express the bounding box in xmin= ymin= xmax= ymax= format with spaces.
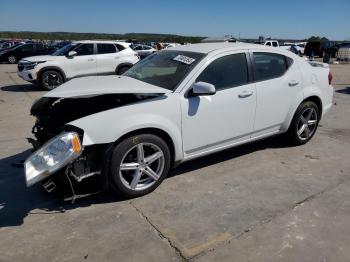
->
xmin=0 ymin=64 xmax=350 ymax=262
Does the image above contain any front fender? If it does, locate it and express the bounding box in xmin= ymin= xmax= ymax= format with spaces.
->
xmin=68 ymin=94 xmax=183 ymax=161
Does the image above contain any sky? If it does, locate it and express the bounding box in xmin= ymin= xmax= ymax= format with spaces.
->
xmin=0 ymin=0 xmax=349 ymax=40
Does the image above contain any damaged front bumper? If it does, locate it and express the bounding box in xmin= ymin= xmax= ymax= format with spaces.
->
xmin=25 ymin=131 xmax=111 ymax=201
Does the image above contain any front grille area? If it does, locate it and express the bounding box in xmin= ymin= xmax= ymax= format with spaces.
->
xmin=17 ymin=64 xmax=24 ymax=72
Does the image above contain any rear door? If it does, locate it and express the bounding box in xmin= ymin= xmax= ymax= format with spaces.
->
xmin=251 ymin=51 xmax=302 ymax=137
xmin=96 ymin=43 xmax=119 ymax=73
xmin=65 ymin=43 xmax=97 ymax=77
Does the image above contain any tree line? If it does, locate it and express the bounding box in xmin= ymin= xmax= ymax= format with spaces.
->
xmin=0 ymin=31 xmax=205 ymax=43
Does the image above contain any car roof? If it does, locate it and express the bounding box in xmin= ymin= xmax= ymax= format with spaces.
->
xmin=170 ymin=42 xmax=282 ymax=54
xmin=72 ymin=40 xmax=130 ymax=45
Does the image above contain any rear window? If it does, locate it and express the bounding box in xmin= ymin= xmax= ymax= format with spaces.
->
xmin=253 ymin=52 xmax=290 ymax=81
xmin=97 ymin=44 xmax=116 ymax=54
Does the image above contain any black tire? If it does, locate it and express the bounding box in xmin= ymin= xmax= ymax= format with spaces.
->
xmin=116 ymin=66 xmax=130 ymax=75
xmin=109 ymin=134 xmax=171 ymax=198
xmin=39 ymin=70 xmax=64 ymax=90
xmin=8 ymin=56 xmax=17 ymax=64
xmin=286 ymin=101 xmax=320 ymax=146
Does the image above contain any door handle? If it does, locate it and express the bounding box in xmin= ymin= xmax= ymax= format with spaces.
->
xmin=288 ymin=80 xmax=299 ymax=86
xmin=238 ymin=91 xmax=254 ymax=98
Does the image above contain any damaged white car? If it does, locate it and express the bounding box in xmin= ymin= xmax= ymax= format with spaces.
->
xmin=25 ymin=43 xmax=333 ymax=199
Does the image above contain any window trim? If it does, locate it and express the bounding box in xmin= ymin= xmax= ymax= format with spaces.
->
xmin=249 ymin=51 xmax=294 ymax=83
xmin=96 ymin=43 xmax=117 ymax=55
xmin=194 ymin=52 xmax=251 ymax=92
xmin=72 ymin=43 xmax=95 ymax=56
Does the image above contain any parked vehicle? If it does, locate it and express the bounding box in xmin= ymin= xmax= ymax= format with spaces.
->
xmin=24 ymin=43 xmax=333 ymax=199
xmin=263 ymin=40 xmax=279 ymax=47
xmin=131 ymin=44 xmax=156 ymax=58
xmin=304 ymin=41 xmax=338 ymax=58
xmin=0 ymin=43 xmax=56 ymax=64
xmin=336 ymin=46 xmax=350 ymax=61
xmin=17 ymin=40 xmax=140 ymax=90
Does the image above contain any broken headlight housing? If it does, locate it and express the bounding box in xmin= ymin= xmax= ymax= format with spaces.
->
xmin=25 ymin=132 xmax=83 ymax=186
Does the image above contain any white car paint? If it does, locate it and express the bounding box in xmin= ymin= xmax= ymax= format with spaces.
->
xmin=42 ymin=42 xmax=333 ymax=164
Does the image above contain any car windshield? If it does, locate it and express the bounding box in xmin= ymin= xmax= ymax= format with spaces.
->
xmin=52 ymin=43 xmax=78 ymax=56
xmin=124 ymin=50 xmax=205 ymax=90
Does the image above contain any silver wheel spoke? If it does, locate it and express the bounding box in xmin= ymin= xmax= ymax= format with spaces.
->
xmin=307 ymin=119 xmax=317 ymax=125
xmin=137 ymin=143 xmax=145 ymax=163
xmin=300 ymin=116 xmax=308 ymax=125
xmin=144 ymin=151 xmax=163 ymax=165
xmin=120 ymin=162 xmax=139 ymax=170
xmin=304 ymin=125 xmax=311 ymax=137
xmin=130 ymin=170 xmax=142 ymax=190
xmin=305 ymin=108 xmax=314 ymax=121
xmin=144 ymin=166 xmax=160 ymax=181
xmin=298 ymin=124 xmax=306 ymax=136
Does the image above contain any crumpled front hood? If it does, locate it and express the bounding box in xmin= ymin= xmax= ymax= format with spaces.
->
xmin=44 ymin=75 xmax=171 ymax=98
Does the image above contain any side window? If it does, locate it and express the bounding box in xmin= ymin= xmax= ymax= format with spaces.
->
xmin=266 ymin=42 xmax=271 ymax=46
xmin=35 ymin=43 xmax=45 ymax=51
xmin=21 ymin=44 xmax=33 ymax=52
xmin=97 ymin=44 xmax=116 ymax=54
xmin=252 ymin=52 xmax=288 ymax=81
xmin=196 ymin=53 xmax=249 ymax=91
xmin=115 ymin=44 xmax=125 ymax=51
xmin=272 ymin=42 xmax=278 ymax=47
xmin=73 ymin=44 xmax=94 ymax=56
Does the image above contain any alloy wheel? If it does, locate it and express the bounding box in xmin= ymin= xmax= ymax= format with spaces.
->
xmin=8 ymin=56 xmax=17 ymax=64
xmin=119 ymin=142 xmax=165 ymax=191
xmin=297 ymin=107 xmax=318 ymax=140
xmin=44 ymin=73 xmax=61 ymax=89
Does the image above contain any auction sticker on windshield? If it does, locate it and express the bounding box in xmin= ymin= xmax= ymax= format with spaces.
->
xmin=173 ymin=55 xmax=196 ymax=65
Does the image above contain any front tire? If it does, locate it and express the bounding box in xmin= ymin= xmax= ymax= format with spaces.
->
xmin=116 ymin=66 xmax=131 ymax=75
xmin=109 ymin=134 xmax=171 ymax=198
xmin=39 ymin=70 xmax=64 ymax=90
xmin=286 ymin=101 xmax=320 ymax=145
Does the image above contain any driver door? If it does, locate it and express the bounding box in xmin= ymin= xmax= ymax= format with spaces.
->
xmin=66 ymin=43 xmax=97 ymax=77
xmin=180 ymin=52 xmax=256 ymax=157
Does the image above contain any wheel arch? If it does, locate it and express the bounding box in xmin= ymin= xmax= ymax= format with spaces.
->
xmin=111 ymin=127 xmax=177 ymax=167
xmin=115 ymin=63 xmax=133 ymax=74
xmin=37 ymin=66 xmax=67 ymax=81
xmin=302 ymin=95 xmax=323 ymax=118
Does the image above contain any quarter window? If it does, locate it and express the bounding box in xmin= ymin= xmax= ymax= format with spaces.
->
xmin=73 ymin=44 xmax=94 ymax=56
xmin=252 ymin=52 xmax=289 ymax=81
xmin=196 ymin=53 xmax=249 ymax=91
xmin=97 ymin=44 xmax=116 ymax=54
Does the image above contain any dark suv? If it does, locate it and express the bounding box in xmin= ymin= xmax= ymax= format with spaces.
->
xmin=0 ymin=43 xmax=56 ymax=64
xmin=304 ymin=41 xmax=338 ymax=58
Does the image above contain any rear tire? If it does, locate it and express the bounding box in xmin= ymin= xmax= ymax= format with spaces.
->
xmin=8 ymin=56 xmax=17 ymax=64
xmin=109 ymin=134 xmax=171 ymax=198
xmin=39 ymin=70 xmax=64 ymax=90
xmin=116 ymin=66 xmax=131 ymax=75
xmin=286 ymin=101 xmax=320 ymax=146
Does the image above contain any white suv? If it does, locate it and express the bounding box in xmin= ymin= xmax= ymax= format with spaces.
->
xmin=17 ymin=40 xmax=139 ymax=90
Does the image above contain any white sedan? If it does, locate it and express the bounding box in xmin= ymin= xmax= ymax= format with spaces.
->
xmin=25 ymin=43 xmax=333 ymax=199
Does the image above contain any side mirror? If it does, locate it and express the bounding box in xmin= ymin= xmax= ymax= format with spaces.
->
xmin=191 ymin=82 xmax=216 ymax=96
xmin=67 ymin=51 xmax=77 ymax=57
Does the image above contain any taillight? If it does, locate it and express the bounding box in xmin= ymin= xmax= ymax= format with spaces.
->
xmin=328 ymin=72 xmax=333 ymax=85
